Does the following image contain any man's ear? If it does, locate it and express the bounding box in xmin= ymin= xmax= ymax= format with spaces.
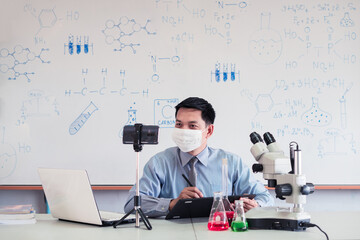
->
xmin=206 ymin=124 xmax=214 ymax=138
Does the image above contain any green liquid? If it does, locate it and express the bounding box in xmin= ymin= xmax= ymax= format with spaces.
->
xmin=231 ymin=221 xmax=248 ymax=232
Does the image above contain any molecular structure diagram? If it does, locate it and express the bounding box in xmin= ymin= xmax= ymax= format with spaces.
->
xmin=102 ymin=16 xmax=156 ymax=53
xmin=0 ymin=45 xmax=50 ymax=82
xmin=24 ymin=5 xmax=58 ymax=36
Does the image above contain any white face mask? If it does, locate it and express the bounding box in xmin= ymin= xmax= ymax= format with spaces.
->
xmin=172 ymin=128 xmax=204 ymax=153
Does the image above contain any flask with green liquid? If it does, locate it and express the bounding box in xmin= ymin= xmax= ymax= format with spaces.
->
xmin=231 ymin=200 xmax=248 ymax=232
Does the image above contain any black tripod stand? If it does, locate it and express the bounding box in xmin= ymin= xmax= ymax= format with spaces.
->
xmin=113 ymin=124 xmax=152 ymax=230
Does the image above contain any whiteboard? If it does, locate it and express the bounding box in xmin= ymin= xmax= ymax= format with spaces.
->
xmin=0 ymin=0 xmax=359 ymax=185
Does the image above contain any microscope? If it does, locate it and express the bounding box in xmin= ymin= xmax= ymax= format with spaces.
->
xmin=246 ymin=132 xmax=315 ymax=231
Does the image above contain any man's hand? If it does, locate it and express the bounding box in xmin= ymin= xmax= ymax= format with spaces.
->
xmin=169 ymin=187 xmax=204 ymax=210
xmin=240 ymin=197 xmax=259 ymax=212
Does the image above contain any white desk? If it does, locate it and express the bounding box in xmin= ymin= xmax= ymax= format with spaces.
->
xmin=1 ymin=212 xmax=359 ymax=240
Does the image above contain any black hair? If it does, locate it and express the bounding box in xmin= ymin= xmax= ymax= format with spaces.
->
xmin=175 ymin=97 xmax=216 ymax=125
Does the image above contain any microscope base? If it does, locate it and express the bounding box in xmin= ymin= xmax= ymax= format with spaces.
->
xmin=246 ymin=207 xmax=311 ymax=231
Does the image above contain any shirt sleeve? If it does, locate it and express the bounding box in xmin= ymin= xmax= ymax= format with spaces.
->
xmin=232 ymin=156 xmax=274 ymax=207
xmin=123 ymin=157 xmax=172 ymax=217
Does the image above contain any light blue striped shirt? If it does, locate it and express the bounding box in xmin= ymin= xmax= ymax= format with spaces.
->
xmin=124 ymin=146 xmax=274 ymax=217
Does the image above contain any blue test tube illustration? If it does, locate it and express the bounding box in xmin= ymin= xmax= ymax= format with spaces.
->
xmin=69 ymin=101 xmax=98 ymax=135
xmin=223 ymin=64 xmax=228 ymax=82
xmin=84 ymin=36 xmax=89 ymax=54
xmin=76 ymin=36 xmax=81 ymax=55
xmin=68 ymin=35 xmax=74 ymax=55
xmin=231 ymin=64 xmax=235 ymax=81
xmin=215 ymin=63 xmax=220 ymax=82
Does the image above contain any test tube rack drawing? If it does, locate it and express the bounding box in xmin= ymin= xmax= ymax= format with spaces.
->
xmin=210 ymin=62 xmax=240 ymax=83
xmin=64 ymin=35 xmax=94 ymax=55
xmin=69 ymin=101 xmax=98 ymax=135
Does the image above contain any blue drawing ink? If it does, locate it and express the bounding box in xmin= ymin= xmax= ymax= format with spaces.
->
xmin=340 ymin=12 xmax=354 ymax=27
xmin=84 ymin=36 xmax=89 ymax=54
xmin=211 ymin=62 xmax=240 ymax=83
xmin=76 ymin=36 xmax=81 ymax=54
xmin=154 ymin=99 xmax=179 ymax=128
xmin=223 ymin=64 xmax=228 ymax=82
xmin=24 ymin=5 xmax=58 ymax=36
xmin=68 ymin=35 xmax=74 ymax=55
xmin=230 ymin=64 xmax=235 ymax=81
xmin=118 ymin=103 xmax=137 ymax=138
xmin=69 ymin=101 xmax=98 ymax=135
xmin=215 ymin=63 xmax=220 ymax=82
xmin=301 ymin=97 xmax=332 ymax=126
xmin=339 ymin=83 xmax=353 ymax=129
xmin=0 ymin=127 xmax=17 ymax=179
xmin=64 ymin=35 xmax=93 ymax=55
xmin=102 ymin=16 xmax=156 ymax=53
xmin=249 ymin=12 xmax=282 ymax=64
xmin=318 ymin=128 xmax=356 ymax=158
xmin=0 ymin=45 xmax=50 ymax=82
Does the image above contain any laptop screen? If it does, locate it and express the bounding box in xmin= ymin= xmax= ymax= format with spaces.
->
xmin=38 ymin=168 xmax=103 ymax=225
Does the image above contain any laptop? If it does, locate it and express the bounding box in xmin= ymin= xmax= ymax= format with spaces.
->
xmin=38 ymin=168 xmax=136 ymax=226
xmin=165 ymin=194 xmax=255 ymax=220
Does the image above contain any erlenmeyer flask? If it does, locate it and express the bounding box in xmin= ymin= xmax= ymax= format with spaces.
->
xmin=222 ymin=158 xmax=234 ymax=224
xmin=231 ymin=200 xmax=248 ymax=232
xmin=208 ymin=192 xmax=229 ymax=231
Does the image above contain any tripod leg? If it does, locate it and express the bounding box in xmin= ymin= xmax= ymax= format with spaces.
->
xmin=137 ymin=208 xmax=152 ymax=230
xmin=113 ymin=208 xmax=135 ymax=228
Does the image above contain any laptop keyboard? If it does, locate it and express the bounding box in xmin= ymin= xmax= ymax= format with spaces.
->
xmin=99 ymin=211 xmax=124 ymax=221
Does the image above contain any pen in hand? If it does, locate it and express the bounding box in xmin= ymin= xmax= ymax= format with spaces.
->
xmin=182 ymin=174 xmax=193 ymax=187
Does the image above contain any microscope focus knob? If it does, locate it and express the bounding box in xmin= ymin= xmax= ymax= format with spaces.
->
xmin=301 ymin=183 xmax=315 ymax=195
xmin=252 ymin=164 xmax=263 ymax=173
xmin=275 ymin=184 xmax=292 ymax=200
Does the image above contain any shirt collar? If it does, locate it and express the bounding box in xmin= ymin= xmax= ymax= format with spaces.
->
xmin=179 ymin=146 xmax=209 ymax=167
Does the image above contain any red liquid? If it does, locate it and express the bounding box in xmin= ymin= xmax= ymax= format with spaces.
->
xmin=226 ymin=211 xmax=234 ymax=224
xmin=208 ymin=221 xmax=229 ymax=231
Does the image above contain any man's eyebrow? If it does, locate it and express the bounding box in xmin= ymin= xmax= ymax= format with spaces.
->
xmin=175 ymin=120 xmax=199 ymax=123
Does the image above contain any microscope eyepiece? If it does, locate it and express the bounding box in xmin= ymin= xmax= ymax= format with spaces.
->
xmin=263 ymin=132 xmax=276 ymax=145
xmin=250 ymin=132 xmax=263 ymax=144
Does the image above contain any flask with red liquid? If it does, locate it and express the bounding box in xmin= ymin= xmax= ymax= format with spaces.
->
xmin=208 ymin=191 xmax=229 ymax=231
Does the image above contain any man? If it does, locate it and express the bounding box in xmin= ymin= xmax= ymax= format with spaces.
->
xmin=124 ymin=97 xmax=274 ymax=217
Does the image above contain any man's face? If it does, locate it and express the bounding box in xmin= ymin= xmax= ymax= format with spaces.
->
xmin=175 ymin=108 xmax=213 ymax=154
xmin=175 ymin=108 xmax=206 ymax=131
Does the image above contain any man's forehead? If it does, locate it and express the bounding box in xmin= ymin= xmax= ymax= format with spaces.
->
xmin=176 ymin=108 xmax=205 ymax=123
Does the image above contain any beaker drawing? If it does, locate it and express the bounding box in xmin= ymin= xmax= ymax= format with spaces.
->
xmin=118 ymin=108 xmax=137 ymax=138
xmin=340 ymin=12 xmax=354 ymax=27
xmin=301 ymin=97 xmax=332 ymax=127
xmin=208 ymin=191 xmax=229 ymax=231
xmin=69 ymin=101 xmax=98 ymax=135
xmin=249 ymin=12 xmax=283 ymax=64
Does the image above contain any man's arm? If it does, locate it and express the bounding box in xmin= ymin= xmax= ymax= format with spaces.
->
xmin=124 ymin=188 xmax=172 ymax=218
xmin=232 ymin=157 xmax=274 ymax=210
xmin=168 ymin=187 xmax=203 ymax=210
xmin=123 ymin=158 xmax=172 ymax=218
